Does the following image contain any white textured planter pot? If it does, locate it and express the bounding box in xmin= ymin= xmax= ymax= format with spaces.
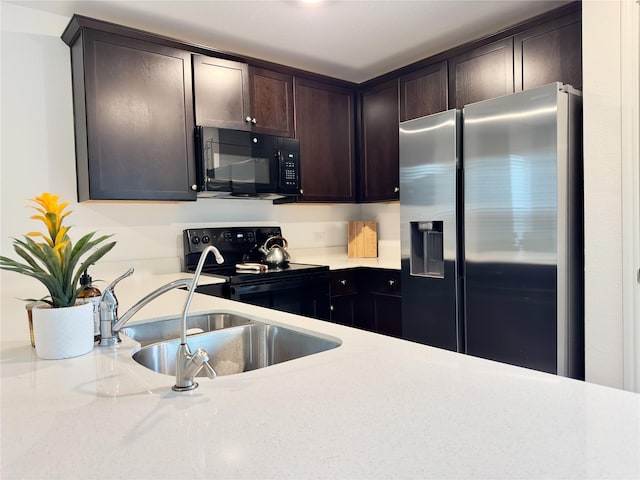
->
xmin=32 ymin=302 xmax=94 ymax=360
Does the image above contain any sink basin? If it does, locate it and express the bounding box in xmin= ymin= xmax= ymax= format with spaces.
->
xmin=132 ymin=323 xmax=341 ymax=377
xmin=120 ymin=312 xmax=255 ymax=347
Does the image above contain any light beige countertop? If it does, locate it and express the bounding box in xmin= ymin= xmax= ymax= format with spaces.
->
xmin=1 ymin=266 xmax=639 ymax=479
xmin=289 ymin=241 xmax=401 ymax=270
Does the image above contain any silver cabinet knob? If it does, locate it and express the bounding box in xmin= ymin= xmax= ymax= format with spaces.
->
xmin=251 ymin=118 xmax=257 ymax=124
xmin=245 ymin=116 xmax=252 ymax=123
xmin=394 ymin=187 xmax=400 ymax=193
xmin=330 ymin=305 xmax=335 ymax=311
xmin=388 ymin=279 xmax=396 ymax=286
xmin=339 ymin=279 xmax=347 ymax=286
xmin=191 ymin=185 xmax=198 ymax=191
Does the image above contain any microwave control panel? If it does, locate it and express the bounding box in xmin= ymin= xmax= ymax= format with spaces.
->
xmin=280 ymin=150 xmax=300 ymax=193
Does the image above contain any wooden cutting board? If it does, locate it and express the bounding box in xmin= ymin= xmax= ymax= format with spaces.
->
xmin=348 ymin=221 xmax=378 ymax=258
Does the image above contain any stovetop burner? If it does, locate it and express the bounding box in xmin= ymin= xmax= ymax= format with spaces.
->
xmin=183 ymin=226 xmax=328 ymax=284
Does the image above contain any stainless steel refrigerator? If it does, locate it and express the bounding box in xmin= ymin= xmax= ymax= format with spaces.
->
xmin=399 ymin=82 xmax=583 ymax=379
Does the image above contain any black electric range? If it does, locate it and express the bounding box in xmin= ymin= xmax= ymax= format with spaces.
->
xmin=183 ymin=227 xmax=330 ymax=320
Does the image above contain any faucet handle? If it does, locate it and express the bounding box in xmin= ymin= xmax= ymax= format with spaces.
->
xmin=98 ymin=267 xmax=134 ymax=347
xmin=173 ymin=345 xmax=217 ymax=391
xmin=200 ymin=358 xmax=217 ymax=379
xmin=103 ymin=267 xmax=134 ymax=296
xmin=193 ymin=348 xmax=217 ymax=379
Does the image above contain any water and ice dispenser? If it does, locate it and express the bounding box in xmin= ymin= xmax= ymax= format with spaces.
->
xmin=410 ymin=221 xmax=444 ymax=278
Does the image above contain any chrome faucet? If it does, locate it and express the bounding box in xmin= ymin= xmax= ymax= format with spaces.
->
xmin=173 ymin=245 xmax=224 ymax=392
xmin=99 ymin=267 xmax=194 ymax=347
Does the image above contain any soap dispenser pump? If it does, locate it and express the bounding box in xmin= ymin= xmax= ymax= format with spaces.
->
xmin=78 ymin=269 xmax=101 ymax=343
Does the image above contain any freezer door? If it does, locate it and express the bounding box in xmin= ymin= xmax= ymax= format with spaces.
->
xmin=463 ymin=82 xmax=582 ymax=377
xmin=400 ymin=110 xmax=463 ymax=351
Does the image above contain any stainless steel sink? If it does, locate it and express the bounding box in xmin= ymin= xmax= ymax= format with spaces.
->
xmin=132 ymin=323 xmax=341 ymax=376
xmin=120 ymin=312 xmax=255 ymax=347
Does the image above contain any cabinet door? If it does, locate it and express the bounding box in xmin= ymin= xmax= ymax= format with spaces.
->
xmin=249 ymin=67 xmax=294 ymax=137
xmin=400 ymin=60 xmax=448 ymax=121
xmin=448 ymin=38 xmax=514 ymax=109
xmin=367 ymin=269 xmax=402 ymax=337
xmin=329 ymin=269 xmax=360 ymax=327
xmin=76 ymin=29 xmax=196 ymax=201
xmin=514 ymin=12 xmax=582 ymax=92
xmin=330 ymin=294 xmax=359 ymax=327
xmin=193 ymin=55 xmax=251 ymax=129
xmin=294 ymin=78 xmax=356 ymax=202
xmin=360 ymin=79 xmax=400 ymax=202
xmin=372 ymin=294 xmax=402 ymax=338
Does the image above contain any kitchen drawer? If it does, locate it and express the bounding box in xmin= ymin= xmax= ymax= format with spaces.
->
xmin=367 ymin=269 xmax=401 ymax=296
xmin=330 ymin=269 xmax=359 ymax=296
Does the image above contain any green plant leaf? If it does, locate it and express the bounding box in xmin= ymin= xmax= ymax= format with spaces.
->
xmin=1 ymin=195 xmax=117 ymax=308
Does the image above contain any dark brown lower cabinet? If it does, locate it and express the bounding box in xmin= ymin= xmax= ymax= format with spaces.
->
xmin=367 ymin=269 xmax=402 ymax=337
xmin=329 ymin=269 xmax=360 ymax=327
xmin=329 ymin=268 xmax=401 ymax=337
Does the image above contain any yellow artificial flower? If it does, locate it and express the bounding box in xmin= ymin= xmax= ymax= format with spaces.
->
xmin=26 ymin=193 xmax=72 ymax=263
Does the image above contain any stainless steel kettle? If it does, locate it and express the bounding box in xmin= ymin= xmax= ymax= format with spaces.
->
xmin=258 ymin=236 xmax=290 ymax=266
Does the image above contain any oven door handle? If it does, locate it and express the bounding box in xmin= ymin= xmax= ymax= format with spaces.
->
xmin=229 ymin=277 xmax=313 ymax=296
xmin=230 ymin=282 xmax=281 ymax=296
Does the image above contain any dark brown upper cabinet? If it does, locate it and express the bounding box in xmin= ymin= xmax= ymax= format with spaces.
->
xmin=400 ymin=60 xmax=448 ymax=121
xmin=68 ymin=29 xmax=196 ymax=201
xmin=193 ymin=55 xmax=251 ymax=130
xmin=360 ymin=79 xmax=400 ymax=202
xmin=62 ymin=3 xmax=580 ymax=205
xmin=514 ymin=11 xmax=582 ymax=92
xmin=249 ymin=66 xmax=295 ymax=137
xmin=294 ymin=78 xmax=356 ymax=202
xmin=193 ymin=56 xmax=295 ymax=136
xmin=448 ymin=38 xmax=515 ymax=109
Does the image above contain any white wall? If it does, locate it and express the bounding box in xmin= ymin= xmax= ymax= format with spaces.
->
xmin=583 ymin=0 xmax=640 ymax=391
xmin=0 ymin=3 xmax=398 ymax=271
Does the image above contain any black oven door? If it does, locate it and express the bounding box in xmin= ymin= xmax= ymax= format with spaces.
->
xmin=228 ymin=273 xmax=330 ymax=321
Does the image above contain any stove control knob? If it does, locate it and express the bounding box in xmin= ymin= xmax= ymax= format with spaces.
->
xmin=191 ymin=236 xmax=201 ymax=245
xmin=201 ymin=235 xmax=210 ymax=244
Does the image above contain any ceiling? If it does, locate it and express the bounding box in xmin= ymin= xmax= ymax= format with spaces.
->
xmin=11 ymin=0 xmax=571 ymax=83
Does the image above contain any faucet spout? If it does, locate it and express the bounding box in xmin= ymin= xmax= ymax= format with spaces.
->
xmin=179 ymin=246 xmax=224 ymax=344
xmin=173 ymin=246 xmax=224 ymax=391
xmin=113 ymin=278 xmax=193 ymax=331
xmin=98 ymin=269 xmax=193 ymax=347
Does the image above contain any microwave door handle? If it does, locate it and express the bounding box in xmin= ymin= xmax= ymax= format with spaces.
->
xmin=276 ymin=151 xmax=284 ymax=189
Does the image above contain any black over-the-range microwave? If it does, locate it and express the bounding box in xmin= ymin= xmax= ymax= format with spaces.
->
xmin=194 ymin=127 xmax=301 ymax=199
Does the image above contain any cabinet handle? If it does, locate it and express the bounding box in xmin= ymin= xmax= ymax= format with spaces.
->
xmin=190 ymin=184 xmax=198 ymax=191
xmin=388 ymin=280 xmax=396 ymax=286
xmin=251 ymin=118 xmax=257 ymax=125
xmin=330 ymin=305 xmax=334 ymax=311
xmin=394 ymin=187 xmax=400 ymax=193
xmin=245 ymin=116 xmax=252 ymax=123
xmin=339 ymin=279 xmax=347 ymax=286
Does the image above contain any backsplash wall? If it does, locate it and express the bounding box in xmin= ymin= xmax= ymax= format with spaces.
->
xmin=0 ymin=4 xmax=399 ymax=267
